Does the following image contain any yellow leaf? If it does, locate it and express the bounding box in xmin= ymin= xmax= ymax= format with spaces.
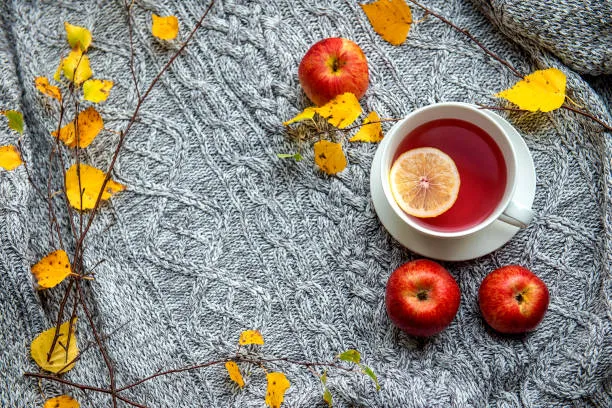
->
xmin=52 ymin=106 xmax=103 ymax=148
xmin=152 ymin=14 xmax=179 ymax=40
xmin=83 ymin=79 xmax=114 ymax=103
xmin=64 ymin=22 xmax=92 ymax=52
xmin=314 ymin=140 xmax=347 ymax=175
xmin=61 ymin=49 xmax=92 ymax=85
xmin=495 ymin=68 xmax=566 ymax=112
xmin=265 ymin=372 xmax=290 ymax=408
xmin=225 ymin=361 xmax=245 ymax=388
xmin=238 ymin=330 xmax=264 ymax=346
xmin=350 ymin=111 xmax=384 ymax=142
xmin=44 ymin=395 xmax=80 ymax=408
xmin=30 ymin=320 xmax=78 ymax=374
xmin=361 ymin=0 xmax=413 ymax=46
xmin=65 ymin=164 xmax=126 ymax=210
xmin=283 ymin=92 xmax=362 ymax=129
xmin=0 ymin=145 xmax=23 ymax=171
xmin=31 ymin=250 xmax=72 ymax=289
xmin=35 ymin=77 xmax=62 ymax=102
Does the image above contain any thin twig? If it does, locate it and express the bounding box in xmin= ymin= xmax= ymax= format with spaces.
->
xmin=406 ymin=0 xmax=523 ymax=78
xmin=46 ymin=279 xmax=75 ymax=362
xmin=23 ymin=372 xmax=112 ymax=395
xmin=561 ymin=104 xmax=612 ymax=132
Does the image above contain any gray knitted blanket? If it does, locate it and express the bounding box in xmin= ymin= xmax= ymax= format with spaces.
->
xmin=1 ymin=0 xmax=611 ymax=407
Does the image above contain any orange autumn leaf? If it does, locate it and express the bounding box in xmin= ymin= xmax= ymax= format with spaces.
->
xmin=314 ymin=140 xmax=347 ymax=175
xmin=43 ymin=395 xmax=80 ymax=408
xmin=52 ymin=106 xmax=103 ymax=148
xmin=349 ymin=111 xmax=384 ymax=142
xmin=31 ymin=320 xmax=78 ymax=374
xmin=31 ymin=250 xmax=72 ymax=289
xmin=64 ymin=22 xmax=92 ymax=52
xmin=238 ymin=330 xmax=264 ymax=346
xmin=152 ymin=14 xmax=179 ymax=40
xmin=61 ymin=49 xmax=92 ymax=85
xmin=495 ymin=68 xmax=566 ymax=112
xmin=65 ymin=164 xmax=126 ymax=210
xmin=225 ymin=361 xmax=245 ymax=388
xmin=0 ymin=145 xmax=23 ymax=171
xmin=83 ymin=79 xmax=114 ymax=103
xmin=265 ymin=372 xmax=290 ymax=408
xmin=35 ymin=77 xmax=62 ymax=102
xmin=361 ymin=0 xmax=413 ymax=46
xmin=284 ymin=92 xmax=362 ymax=129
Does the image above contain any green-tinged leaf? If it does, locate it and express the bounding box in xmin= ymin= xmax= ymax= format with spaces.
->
xmin=321 ymin=371 xmax=328 ymax=385
xmin=2 ymin=110 xmax=24 ymax=134
xmin=277 ymin=153 xmax=303 ymax=161
xmin=338 ymin=349 xmax=361 ymax=364
xmin=361 ymin=364 xmax=380 ymax=391
xmin=323 ymin=389 xmax=332 ymax=407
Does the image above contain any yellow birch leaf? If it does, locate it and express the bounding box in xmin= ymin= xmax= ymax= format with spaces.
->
xmin=283 ymin=92 xmax=362 ymax=129
xmin=314 ymin=140 xmax=347 ymax=175
xmin=225 ymin=361 xmax=245 ymax=388
xmin=238 ymin=329 xmax=264 ymax=346
xmin=0 ymin=145 xmax=23 ymax=171
xmin=65 ymin=22 xmax=92 ymax=52
xmin=65 ymin=164 xmax=126 ymax=210
xmin=350 ymin=111 xmax=384 ymax=142
xmin=44 ymin=395 xmax=80 ymax=408
xmin=83 ymin=79 xmax=114 ymax=103
xmin=361 ymin=0 xmax=413 ymax=46
xmin=35 ymin=77 xmax=62 ymax=102
xmin=152 ymin=14 xmax=179 ymax=40
xmin=31 ymin=250 xmax=72 ymax=289
xmin=30 ymin=319 xmax=78 ymax=374
xmin=52 ymin=106 xmax=103 ymax=148
xmin=61 ymin=49 xmax=92 ymax=85
xmin=495 ymin=68 xmax=566 ymax=112
xmin=265 ymin=372 xmax=290 ymax=408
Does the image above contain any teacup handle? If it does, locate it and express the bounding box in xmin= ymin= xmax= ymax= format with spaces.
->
xmin=499 ymin=200 xmax=534 ymax=228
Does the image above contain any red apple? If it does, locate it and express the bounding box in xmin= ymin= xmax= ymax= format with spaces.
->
xmin=298 ymin=37 xmax=369 ymax=106
xmin=385 ymin=259 xmax=461 ymax=336
xmin=478 ymin=265 xmax=549 ymax=334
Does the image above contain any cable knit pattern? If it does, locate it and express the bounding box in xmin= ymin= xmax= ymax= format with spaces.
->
xmin=1 ymin=0 xmax=611 ymax=407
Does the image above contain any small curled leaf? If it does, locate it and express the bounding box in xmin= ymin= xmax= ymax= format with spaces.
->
xmin=225 ymin=361 xmax=245 ymax=388
xmin=323 ymin=389 xmax=332 ymax=407
xmin=0 ymin=145 xmax=23 ymax=171
xmin=338 ymin=349 xmax=361 ymax=364
xmin=2 ymin=110 xmax=24 ymax=134
xmin=44 ymin=395 xmax=79 ymax=408
xmin=362 ymin=365 xmax=380 ymax=391
xmin=276 ymin=153 xmax=303 ymax=162
xmin=238 ymin=330 xmax=264 ymax=346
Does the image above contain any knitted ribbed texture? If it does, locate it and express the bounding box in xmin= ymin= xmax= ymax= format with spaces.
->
xmin=1 ymin=0 xmax=611 ymax=407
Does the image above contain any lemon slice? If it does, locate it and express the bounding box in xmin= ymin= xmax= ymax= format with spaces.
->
xmin=389 ymin=147 xmax=460 ymax=218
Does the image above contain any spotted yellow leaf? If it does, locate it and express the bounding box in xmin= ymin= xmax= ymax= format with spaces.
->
xmin=152 ymin=14 xmax=179 ymax=40
xmin=31 ymin=250 xmax=72 ymax=289
xmin=44 ymin=395 xmax=80 ymax=408
xmin=35 ymin=77 xmax=62 ymax=102
xmin=65 ymin=164 xmax=126 ymax=210
xmin=314 ymin=140 xmax=347 ymax=175
xmin=495 ymin=68 xmax=566 ymax=112
xmin=265 ymin=372 xmax=290 ymax=408
xmin=31 ymin=320 xmax=78 ymax=374
xmin=61 ymin=49 xmax=92 ymax=85
xmin=83 ymin=79 xmax=114 ymax=103
xmin=65 ymin=22 xmax=92 ymax=52
xmin=225 ymin=361 xmax=245 ymax=388
xmin=284 ymin=92 xmax=362 ymax=129
xmin=2 ymin=110 xmax=24 ymax=134
xmin=238 ymin=330 xmax=264 ymax=346
xmin=0 ymin=145 xmax=23 ymax=171
xmin=52 ymin=106 xmax=103 ymax=148
xmin=350 ymin=111 xmax=384 ymax=142
xmin=361 ymin=0 xmax=413 ymax=46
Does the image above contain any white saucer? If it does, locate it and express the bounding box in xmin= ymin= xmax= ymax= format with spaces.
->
xmin=370 ymin=108 xmax=536 ymax=261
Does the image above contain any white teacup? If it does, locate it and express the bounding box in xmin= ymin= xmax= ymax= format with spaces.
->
xmin=377 ymin=102 xmax=534 ymax=239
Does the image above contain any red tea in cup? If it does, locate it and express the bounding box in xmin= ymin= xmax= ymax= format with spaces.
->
xmin=392 ymin=118 xmax=507 ymax=232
